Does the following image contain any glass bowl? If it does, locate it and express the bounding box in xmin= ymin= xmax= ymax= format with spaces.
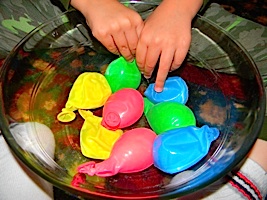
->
xmin=0 ymin=6 xmax=265 ymax=199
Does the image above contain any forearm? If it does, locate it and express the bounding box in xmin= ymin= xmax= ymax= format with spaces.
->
xmin=162 ymin=0 xmax=203 ymax=20
xmin=70 ymin=0 xmax=118 ymax=16
xmin=65 ymin=0 xmax=207 ymax=18
xmin=70 ymin=0 xmax=91 ymax=15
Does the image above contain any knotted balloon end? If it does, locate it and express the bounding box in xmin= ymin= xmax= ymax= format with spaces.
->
xmin=57 ymin=108 xmax=76 ymax=122
xmin=204 ymin=125 xmax=220 ymax=142
xmin=102 ymin=111 xmax=121 ymax=130
xmin=78 ymin=161 xmax=97 ymax=176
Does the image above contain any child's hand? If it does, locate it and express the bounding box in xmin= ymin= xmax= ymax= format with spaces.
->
xmin=73 ymin=0 xmax=144 ymax=61
xmin=136 ymin=0 xmax=202 ymax=92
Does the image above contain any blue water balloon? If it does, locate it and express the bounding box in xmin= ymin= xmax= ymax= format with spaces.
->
xmin=153 ymin=125 xmax=220 ymax=174
xmin=144 ymin=76 xmax=188 ymax=104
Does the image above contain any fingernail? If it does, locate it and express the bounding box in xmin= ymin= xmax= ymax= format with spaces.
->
xmin=144 ymin=75 xmax=151 ymax=79
xmin=129 ymin=58 xmax=134 ymax=62
xmin=154 ymin=86 xmax=163 ymax=93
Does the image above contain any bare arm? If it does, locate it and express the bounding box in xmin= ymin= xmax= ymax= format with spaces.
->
xmin=136 ymin=0 xmax=203 ymax=92
xmin=70 ymin=0 xmax=144 ymax=61
xmin=248 ymin=139 xmax=267 ymax=172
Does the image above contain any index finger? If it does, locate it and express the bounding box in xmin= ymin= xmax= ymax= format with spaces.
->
xmin=154 ymin=49 xmax=174 ymax=92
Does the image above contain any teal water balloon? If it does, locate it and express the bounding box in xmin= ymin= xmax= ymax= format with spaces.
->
xmin=105 ymin=57 xmax=141 ymax=93
xmin=144 ymin=76 xmax=189 ymax=104
xmin=153 ymin=125 xmax=220 ymax=174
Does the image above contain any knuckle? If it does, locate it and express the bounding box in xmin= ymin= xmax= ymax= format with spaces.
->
xmin=107 ymin=45 xmax=119 ymax=54
xmin=145 ymin=63 xmax=155 ymax=70
xmin=119 ymin=48 xmax=133 ymax=60
xmin=123 ymin=54 xmax=134 ymax=61
xmin=121 ymin=18 xmax=132 ymax=28
xmin=92 ymin=29 xmax=107 ymax=38
xmin=136 ymin=60 xmax=144 ymax=68
xmin=119 ymin=46 xmax=129 ymax=55
xmin=172 ymin=61 xmax=182 ymax=68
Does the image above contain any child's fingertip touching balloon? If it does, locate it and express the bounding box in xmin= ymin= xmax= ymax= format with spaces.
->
xmin=154 ymin=80 xmax=164 ymax=93
xmin=154 ymin=85 xmax=163 ymax=93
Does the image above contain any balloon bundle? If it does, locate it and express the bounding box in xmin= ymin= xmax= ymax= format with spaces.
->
xmin=57 ymin=57 xmax=219 ymax=184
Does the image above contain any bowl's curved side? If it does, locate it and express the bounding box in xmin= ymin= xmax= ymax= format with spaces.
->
xmin=0 ymin=10 xmax=265 ymax=199
xmin=166 ymin=15 xmax=266 ymax=197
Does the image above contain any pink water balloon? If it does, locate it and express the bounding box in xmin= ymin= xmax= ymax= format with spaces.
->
xmin=77 ymin=128 xmax=157 ymax=177
xmin=101 ymin=88 xmax=144 ymax=130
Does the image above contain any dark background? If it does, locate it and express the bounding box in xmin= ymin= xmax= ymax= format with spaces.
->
xmin=213 ymin=0 xmax=267 ymax=26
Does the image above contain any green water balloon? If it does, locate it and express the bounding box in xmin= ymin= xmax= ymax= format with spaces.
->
xmin=145 ymin=101 xmax=196 ymax=135
xmin=105 ymin=57 xmax=141 ymax=93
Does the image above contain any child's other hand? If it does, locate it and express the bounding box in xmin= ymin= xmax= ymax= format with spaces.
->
xmin=136 ymin=0 xmax=201 ymax=92
xmin=80 ymin=0 xmax=144 ymax=62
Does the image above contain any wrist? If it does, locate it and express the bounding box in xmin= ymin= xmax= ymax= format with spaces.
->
xmin=162 ymin=0 xmax=203 ymax=19
xmin=70 ymin=0 xmax=120 ymax=17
